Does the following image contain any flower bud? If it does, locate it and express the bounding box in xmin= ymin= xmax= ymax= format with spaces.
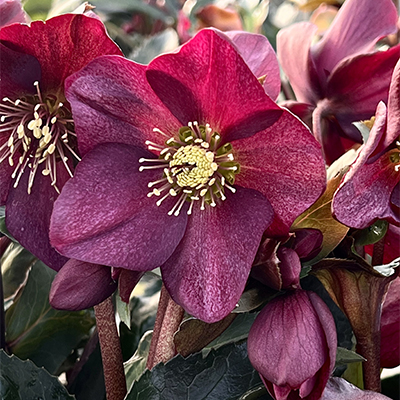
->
xmin=248 ymin=289 xmax=337 ymax=400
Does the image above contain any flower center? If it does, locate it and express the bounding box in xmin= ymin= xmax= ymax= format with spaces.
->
xmin=0 ymin=81 xmax=80 ymax=194
xmin=139 ymin=121 xmax=240 ymax=216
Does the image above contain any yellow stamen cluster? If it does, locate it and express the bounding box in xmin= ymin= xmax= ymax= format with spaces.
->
xmin=0 ymin=81 xmax=79 ymax=194
xmin=139 ymin=121 xmax=240 ymax=216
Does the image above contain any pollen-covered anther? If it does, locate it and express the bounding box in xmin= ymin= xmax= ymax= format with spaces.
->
xmin=140 ymin=121 xmax=240 ymax=215
xmin=0 ymin=81 xmax=79 ymax=194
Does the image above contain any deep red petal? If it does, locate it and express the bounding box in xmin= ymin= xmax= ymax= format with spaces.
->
xmin=161 ymin=186 xmax=273 ymax=323
xmin=0 ymin=14 xmax=122 ymax=94
xmin=146 ymin=29 xmax=281 ymax=141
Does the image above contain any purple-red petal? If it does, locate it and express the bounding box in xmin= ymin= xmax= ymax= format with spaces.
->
xmin=6 ymin=161 xmax=70 ymax=271
xmin=65 ymin=55 xmax=181 ymax=156
xmin=50 ymin=143 xmax=188 ymax=270
xmin=161 ymin=186 xmax=273 ymax=323
xmin=233 ymin=109 xmax=326 ymax=236
xmin=312 ymin=0 xmax=398 ymax=78
xmin=50 ymin=260 xmax=117 ymax=310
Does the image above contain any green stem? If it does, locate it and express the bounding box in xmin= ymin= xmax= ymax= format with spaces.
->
xmin=94 ymin=296 xmax=127 ymax=400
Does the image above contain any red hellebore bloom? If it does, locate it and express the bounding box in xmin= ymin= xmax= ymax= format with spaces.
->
xmin=49 ymin=29 xmax=326 ymax=323
xmin=247 ymin=289 xmax=337 ymax=400
xmin=332 ymin=58 xmax=400 ymax=229
xmin=277 ymin=0 xmax=400 ymax=164
xmin=0 ymin=13 xmax=122 ymax=270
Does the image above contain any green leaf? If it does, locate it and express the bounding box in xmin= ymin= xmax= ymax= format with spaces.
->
xmin=353 ymin=220 xmax=389 ymax=247
xmin=116 ymin=292 xmax=131 ymax=329
xmin=335 ymin=347 xmax=366 ymax=365
xmin=205 ymin=313 xmax=258 ymax=351
xmin=5 ymin=260 xmax=95 ymax=374
xmin=0 ymin=206 xmax=16 ymax=242
xmin=292 ymin=172 xmax=349 ymax=265
xmin=126 ymin=341 xmax=261 ymax=400
xmin=131 ymin=28 xmax=179 ymax=64
xmin=1 ymin=242 xmax=36 ymax=302
xmin=174 ymin=314 xmax=237 ymax=357
xmin=0 ymin=350 xmax=75 ymax=400
xmin=124 ymin=331 xmax=152 ymax=391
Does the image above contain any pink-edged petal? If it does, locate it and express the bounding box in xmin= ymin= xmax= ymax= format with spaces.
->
xmin=326 ymin=45 xmax=400 ymax=123
xmin=5 ymin=161 xmax=70 ymax=271
xmin=277 ymin=22 xmax=321 ymax=104
xmin=387 ymin=59 xmax=400 ymax=147
xmin=0 ymin=14 xmax=122 ymax=94
xmin=233 ymin=109 xmax=326 ymax=236
xmin=50 ymin=260 xmax=117 ymax=310
xmin=146 ymin=29 xmax=281 ymax=141
xmin=0 ymin=0 xmax=27 ymax=27
xmin=312 ymin=0 xmax=398 ymax=77
xmin=223 ymin=30 xmax=281 ymax=100
xmin=50 ymin=143 xmax=188 ymax=270
xmin=65 ymin=55 xmax=181 ymax=156
xmin=333 ymin=149 xmax=400 ymax=228
xmin=0 ymin=43 xmax=41 ymax=98
xmin=161 ymin=186 xmax=273 ymax=323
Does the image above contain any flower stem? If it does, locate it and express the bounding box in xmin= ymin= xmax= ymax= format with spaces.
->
xmin=94 ymin=296 xmax=127 ymax=400
xmin=146 ymin=284 xmax=184 ymax=370
xmin=0 ymin=236 xmax=11 ymax=350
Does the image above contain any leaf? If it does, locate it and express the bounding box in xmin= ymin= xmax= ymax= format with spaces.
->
xmin=124 ymin=331 xmax=152 ymax=392
xmin=0 ymin=206 xmax=16 ymax=242
xmin=116 ymin=292 xmax=131 ymax=329
xmin=5 ymin=260 xmax=95 ymax=374
xmin=335 ymin=347 xmax=366 ymax=365
xmin=131 ymin=29 xmax=180 ymax=64
xmin=0 ymin=350 xmax=75 ymax=400
xmin=205 ymin=313 xmax=258 ymax=351
xmin=1 ymin=242 xmax=36 ymax=302
xmin=174 ymin=314 xmax=237 ymax=357
xmin=353 ymin=220 xmax=389 ymax=247
xmin=292 ymin=172 xmax=349 ymax=265
xmin=126 ymin=341 xmax=262 ymax=400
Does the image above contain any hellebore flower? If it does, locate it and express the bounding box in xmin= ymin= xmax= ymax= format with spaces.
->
xmin=380 ymin=276 xmax=400 ymax=368
xmin=277 ymin=0 xmax=400 ymax=164
xmin=0 ymin=13 xmax=122 ymax=270
xmin=247 ymin=289 xmax=337 ymax=400
xmin=49 ymin=29 xmax=326 ymax=322
xmin=0 ymin=0 xmax=27 ymax=28
xmin=332 ymin=58 xmax=400 ymax=229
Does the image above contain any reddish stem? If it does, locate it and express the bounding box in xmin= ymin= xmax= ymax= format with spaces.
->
xmin=146 ymin=284 xmax=184 ymax=370
xmin=94 ymin=297 xmax=127 ymax=400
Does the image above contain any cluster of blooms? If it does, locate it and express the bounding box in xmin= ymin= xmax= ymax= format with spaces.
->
xmin=0 ymin=0 xmax=398 ymax=398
